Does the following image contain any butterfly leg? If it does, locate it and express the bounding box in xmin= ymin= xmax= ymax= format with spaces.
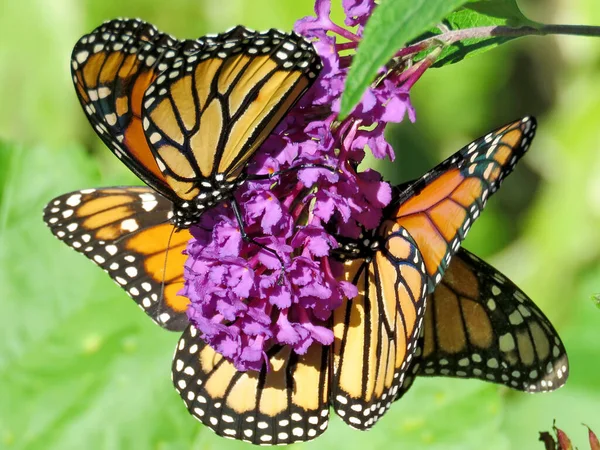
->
xmin=240 ymin=163 xmax=338 ymax=283
xmin=230 ymin=198 xmax=286 ymax=271
xmin=246 ymin=163 xmax=339 ymax=182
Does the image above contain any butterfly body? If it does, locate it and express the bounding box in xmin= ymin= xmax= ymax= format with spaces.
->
xmin=168 ymin=176 xmax=246 ymax=228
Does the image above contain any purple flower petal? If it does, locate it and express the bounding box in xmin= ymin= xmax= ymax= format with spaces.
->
xmin=243 ymin=188 xmax=284 ymax=234
xmin=291 ymin=226 xmax=337 ymax=257
xmin=268 ymin=283 xmax=293 ymax=309
xmin=294 ymin=0 xmax=334 ymax=37
xmin=212 ymin=217 xmax=242 ymax=257
xmin=275 ymin=312 xmax=302 ymax=345
xmin=343 ymin=0 xmax=376 ymax=26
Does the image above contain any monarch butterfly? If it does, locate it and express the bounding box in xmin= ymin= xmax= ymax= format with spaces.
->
xmin=44 ymin=19 xmax=321 ymax=329
xmin=70 ymin=18 xmax=321 ymax=229
xmin=168 ymin=117 xmax=564 ymax=443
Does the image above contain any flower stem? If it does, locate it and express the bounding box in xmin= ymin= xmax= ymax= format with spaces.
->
xmin=400 ymin=23 xmax=600 ymax=59
xmin=336 ymin=41 xmax=358 ymax=51
xmin=329 ymin=23 xmax=361 ymax=42
xmin=538 ymin=24 xmax=600 ymax=37
xmin=397 ymin=46 xmax=442 ymax=88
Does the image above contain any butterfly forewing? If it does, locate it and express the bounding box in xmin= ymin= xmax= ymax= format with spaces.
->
xmin=391 ymin=117 xmax=536 ymax=291
xmin=71 ymin=18 xmax=206 ymax=199
xmin=172 ymin=325 xmax=330 ymax=444
xmin=416 ymin=248 xmax=568 ymax=392
xmin=331 ymin=227 xmax=427 ymax=429
xmin=141 ymin=27 xmax=322 ymax=206
xmin=43 ymin=187 xmax=189 ymax=330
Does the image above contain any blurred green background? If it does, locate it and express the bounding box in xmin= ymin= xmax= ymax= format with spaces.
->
xmin=0 ymin=0 xmax=599 ymax=449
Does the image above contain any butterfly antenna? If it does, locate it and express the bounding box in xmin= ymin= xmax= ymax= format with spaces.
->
xmin=230 ymin=199 xmax=286 ymax=283
xmin=246 ymin=162 xmax=339 ymax=182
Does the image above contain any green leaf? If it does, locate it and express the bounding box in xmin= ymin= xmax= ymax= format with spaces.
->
xmin=465 ymin=0 xmax=537 ymax=27
xmin=592 ymin=293 xmax=600 ymax=309
xmin=420 ymin=1 xmax=540 ymax=67
xmin=339 ymin=0 xmax=470 ymax=118
xmin=430 ymin=11 xmax=516 ymax=67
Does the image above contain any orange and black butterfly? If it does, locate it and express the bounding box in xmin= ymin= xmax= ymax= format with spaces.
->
xmin=70 ymin=19 xmax=321 ymax=229
xmin=44 ymin=18 xmax=321 ymax=329
xmin=166 ymin=117 xmax=566 ymax=444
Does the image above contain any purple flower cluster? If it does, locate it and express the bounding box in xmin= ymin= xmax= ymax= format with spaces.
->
xmin=181 ymin=0 xmax=430 ymax=371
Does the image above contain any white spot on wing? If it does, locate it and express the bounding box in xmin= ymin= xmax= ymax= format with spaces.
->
xmin=121 ymin=219 xmax=139 ymax=232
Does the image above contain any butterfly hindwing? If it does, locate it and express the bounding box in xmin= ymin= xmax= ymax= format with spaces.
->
xmin=331 ymin=227 xmax=427 ymax=429
xmin=416 ymin=248 xmax=568 ymax=392
xmin=43 ymin=187 xmax=189 ymax=330
xmin=391 ymin=117 xmax=536 ymax=290
xmin=172 ymin=324 xmax=331 ymax=444
xmin=141 ymin=27 xmax=322 ymax=207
